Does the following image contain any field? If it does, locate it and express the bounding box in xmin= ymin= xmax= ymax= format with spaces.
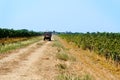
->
xmin=0 ymin=28 xmax=42 ymax=53
xmin=0 ymin=29 xmax=120 ymax=80
xmin=59 ymin=32 xmax=120 ymax=64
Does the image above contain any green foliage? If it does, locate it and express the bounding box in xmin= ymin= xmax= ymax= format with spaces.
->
xmin=0 ymin=37 xmax=41 ymax=53
xmin=52 ymin=40 xmax=64 ymax=49
xmin=57 ymin=52 xmax=69 ymax=61
xmin=56 ymin=73 xmax=93 ymax=80
xmin=59 ymin=32 xmax=120 ymax=63
xmin=0 ymin=28 xmax=42 ymax=38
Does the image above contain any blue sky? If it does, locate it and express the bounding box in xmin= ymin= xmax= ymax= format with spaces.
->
xmin=0 ymin=0 xmax=120 ymax=32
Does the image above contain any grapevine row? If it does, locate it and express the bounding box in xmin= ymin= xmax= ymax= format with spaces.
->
xmin=59 ymin=32 xmax=120 ymax=63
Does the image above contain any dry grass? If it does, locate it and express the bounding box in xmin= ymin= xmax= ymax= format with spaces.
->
xmin=0 ymin=37 xmax=41 ymax=53
xmin=56 ymin=63 xmax=67 ymax=70
xmin=54 ymin=36 xmax=94 ymax=80
xmin=0 ymin=37 xmax=28 ymax=44
xmin=56 ymin=73 xmax=93 ymax=80
xmin=56 ymin=52 xmax=69 ymax=61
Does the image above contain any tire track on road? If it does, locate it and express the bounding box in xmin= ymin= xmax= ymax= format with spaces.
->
xmin=0 ymin=40 xmax=45 ymax=75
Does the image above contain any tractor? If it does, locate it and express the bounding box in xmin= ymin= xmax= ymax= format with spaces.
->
xmin=43 ymin=32 xmax=52 ymax=41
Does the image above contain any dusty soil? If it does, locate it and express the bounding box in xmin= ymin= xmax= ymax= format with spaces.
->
xmin=0 ymin=36 xmax=120 ymax=80
xmin=0 ymin=39 xmax=59 ymax=80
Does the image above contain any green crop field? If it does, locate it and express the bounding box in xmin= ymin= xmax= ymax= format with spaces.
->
xmin=59 ymin=32 xmax=120 ymax=63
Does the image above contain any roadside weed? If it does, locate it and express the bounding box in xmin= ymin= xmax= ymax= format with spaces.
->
xmin=56 ymin=52 xmax=69 ymax=61
xmin=56 ymin=73 xmax=93 ymax=80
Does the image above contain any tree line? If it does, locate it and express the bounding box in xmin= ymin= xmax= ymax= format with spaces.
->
xmin=0 ymin=28 xmax=42 ymax=38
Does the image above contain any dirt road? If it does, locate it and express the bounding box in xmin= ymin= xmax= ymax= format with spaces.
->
xmin=0 ymin=39 xmax=59 ymax=80
xmin=0 ymin=36 xmax=120 ymax=80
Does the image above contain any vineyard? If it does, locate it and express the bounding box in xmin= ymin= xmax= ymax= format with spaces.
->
xmin=59 ymin=32 xmax=120 ymax=63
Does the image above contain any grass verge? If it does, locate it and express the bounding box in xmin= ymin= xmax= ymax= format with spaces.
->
xmin=56 ymin=63 xmax=67 ymax=70
xmin=54 ymin=36 xmax=94 ymax=80
xmin=52 ymin=40 xmax=64 ymax=49
xmin=53 ymin=39 xmax=76 ymax=61
xmin=56 ymin=52 xmax=69 ymax=61
xmin=57 ymin=73 xmax=93 ymax=80
xmin=0 ymin=37 xmax=41 ymax=53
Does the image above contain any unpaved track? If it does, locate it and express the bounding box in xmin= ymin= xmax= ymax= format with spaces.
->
xmin=0 ymin=40 xmax=58 ymax=80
